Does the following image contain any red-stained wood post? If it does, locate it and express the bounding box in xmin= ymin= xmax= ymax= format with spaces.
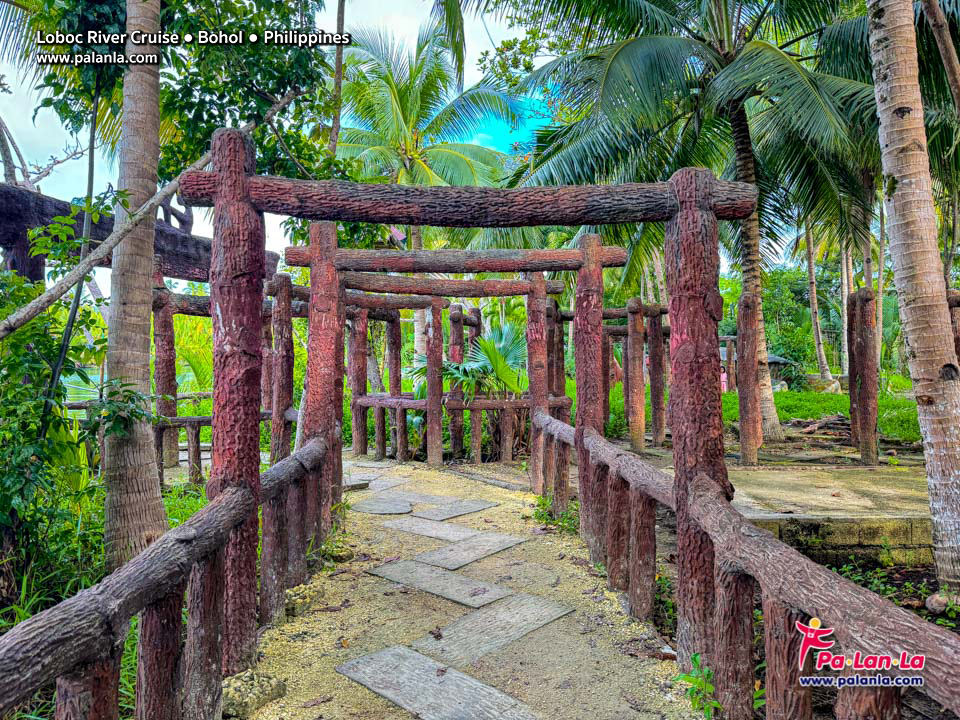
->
xmin=605 ymin=471 xmax=631 ymax=592
xmin=725 ymin=337 xmax=737 ymax=392
xmin=264 ymin=273 xmax=292 ymax=620
xmin=526 ymin=272 xmax=549 ymax=493
xmin=627 ymin=299 xmax=646 ymax=451
xmin=426 ymin=298 xmax=444 ymax=465
xmin=500 ymin=410 xmax=515 ymax=462
xmin=552 ymin=405 xmax=571 ymax=513
xmin=304 ymin=221 xmax=343 ymax=546
xmin=152 ymin=281 xmax=179 ymax=468
xmin=736 ymin=293 xmax=761 ymax=465
xmin=349 ymin=310 xmax=369 ymax=456
xmin=835 ymin=688 xmax=902 ymax=720
xmin=664 ymin=167 xmax=734 ymax=670
xmin=546 ymin=303 xmax=556 ymax=399
xmin=182 ymin=551 xmax=225 ymax=720
xmin=762 ymin=589 xmax=812 ymax=720
xmin=848 ymin=292 xmax=860 ymax=448
xmin=136 ymin=588 xmax=184 ymax=720
xmin=55 ymin=646 xmax=123 ymax=720
xmin=468 ymin=307 xmax=483 ymax=463
xmin=387 ymin=318 xmax=407 ymax=462
xmin=646 ymin=307 xmax=667 ymax=446
xmin=449 ymin=304 xmax=466 ymax=458
xmin=628 ymin=487 xmax=656 ymax=619
xmin=574 ymin=233 xmax=605 ymax=561
xmin=374 ymin=404 xmax=387 ymax=460
xmin=857 ymin=289 xmax=879 ymax=466
xmin=260 ymin=318 xmax=273 ymax=411
xmin=622 ymin=336 xmax=631 ymax=427
xmin=207 ymin=128 xmax=264 ymax=674
xmin=713 ymin=567 xmax=756 ymax=720
xmin=601 ymin=331 xmax=612 ymax=429
xmin=186 ymin=426 xmax=202 ymax=483
xmin=554 ymin=307 xmax=567 ymax=395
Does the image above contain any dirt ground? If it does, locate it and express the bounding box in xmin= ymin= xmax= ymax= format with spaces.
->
xmin=249 ymin=458 xmax=696 ymax=720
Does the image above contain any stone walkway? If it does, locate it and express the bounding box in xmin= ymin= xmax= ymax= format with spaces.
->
xmin=248 ymin=455 xmax=695 ymax=720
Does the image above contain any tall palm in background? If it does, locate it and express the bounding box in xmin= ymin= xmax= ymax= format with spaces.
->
xmin=337 ymin=23 xmax=519 ymax=352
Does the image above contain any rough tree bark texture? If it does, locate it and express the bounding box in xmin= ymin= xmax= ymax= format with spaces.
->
xmin=304 ymin=222 xmax=343 ymax=546
xmin=628 ymin=487 xmax=656 ymax=619
xmin=605 ymin=474 xmax=631 ymax=592
xmin=526 ymin=273 xmax=549 ymax=493
xmin=725 ymin=337 xmax=737 ymax=392
xmin=135 ymin=589 xmax=184 ymax=720
xmin=627 ymin=299 xmax=646 ymax=451
xmin=647 ymin=310 xmax=667 ymax=446
xmin=601 ymin=332 xmax=612 ymax=428
xmin=265 ymin=273 xmax=293 ymax=621
xmin=449 ymin=305 xmax=465 ymax=459
xmin=848 ymin=293 xmax=861 ymax=448
xmin=387 ymin=319 xmax=407 ymax=462
xmin=182 ymin=550 xmax=224 ymax=720
xmin=468 ymin=308 xmax=483 ymax=462
xmin=349 ymin=311 xmax=369 ymax=457
xmin=574 ymin=234 xmax=605 ymax=561
xmin=409 ymin=226 xmax=426 ymax=358
xmin=55 ymin=647 xmax=123 ymax=720
xmin=713 ymin=568 xmax=755 ymax=720
xmin=736 ymin=293 xmax=761 ymax=465
xmin=152 ymin=286 xmax=179 ymax=468
xmin=664 ymin=168 xmax=735 ymax=670
xmin=806 ymin=224 xmax=833 ymax=381
xmin=207 ymin=129 xmax=264 ymax=675
xmin=426 ymin=299 xmax=444 ymax=465
xmin=857 ymin=289 xmax=879 ymax=466
xmin=327 ymin=246 xmax=628 ymax=273
xmin=186 ymin=426 xmax=202 ymax=484
xmin=340 ymin=271 xmax=563 ymax=297
xmin=260 ymin=319 xmax=273 ymax=411
xmin=762 ymin=590 xmax=812 ymax=720
xmin=835 ymin=687 xmax=902 ymax=720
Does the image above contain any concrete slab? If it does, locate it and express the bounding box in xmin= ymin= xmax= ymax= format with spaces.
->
xmin=414 ymin=532 xmax=527 ymax=570
xmin=368 ymin=560 xmax=512 ymax=607
xmin=352 ymin=497 xmax=412 ymax=515
xmin=413 ymin=499 xmax=498 ymax=521
xmin=382 ymin=516 xmax=482 ymax=542
xmin=336 ymin=646 xmax=537 ymax=720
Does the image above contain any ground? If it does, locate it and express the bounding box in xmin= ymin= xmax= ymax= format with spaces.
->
xmin=244 ymin=456 xmax=695 ymax=720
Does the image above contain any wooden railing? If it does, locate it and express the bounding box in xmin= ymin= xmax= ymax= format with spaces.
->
xmin=0 ymin=438 xmax=328 ymax=717
xmin=533 ymin=411 xmax=960 ymax=717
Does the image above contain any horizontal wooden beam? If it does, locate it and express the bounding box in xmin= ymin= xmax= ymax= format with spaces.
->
xmin=603 ymin=326 xmax=628 ymax=337
xmin=557 ymin=302 xmax=667 ymax=321
xmin=340 ymin=272 xmax=564 ymax=297
xmin=283 ymin=246 xmax=627 ymax=271
xmin=179 ymin=173 xmax=757 ymax=227
xmin=346 ymin=306 xmax=400 ymax=323
xmin=449 ymin=307 xmax=480 ymax=327
xmin=345 ymin=290 xmax=450 ymax=310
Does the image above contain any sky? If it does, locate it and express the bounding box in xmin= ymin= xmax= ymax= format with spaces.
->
xmin=1 ymin=0 xmax=534 ymax=285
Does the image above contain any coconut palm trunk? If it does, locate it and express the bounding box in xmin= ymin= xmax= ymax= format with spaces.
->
xmin=805 ymin=224 xmax=832 ymax=380
xmin=841 ymin=247 xmax=850 ymax=373
xmin=729 ymin=103 xmax=784 ymax=440
xmin=410 ymin=225 xmax=427 ymax=357
xmin=878 ymin=204 xmax=885 ymax=365
xmin=868 ymin=0 xmax=960 ymax=598
xmin=104 ymin=0 xmax=169 ymax=573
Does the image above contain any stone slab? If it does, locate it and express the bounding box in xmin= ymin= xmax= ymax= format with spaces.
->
xmin=368 ymin=476 xmax=410 ymax=492
xmin=414 ymin=532 xmax=527 ymax=570
xmin=382 ymin=516 xmax=482 ymax=542
xmin=412 ymin=499 xmax=497 ymax=521
xmin=336 ymin=646 xmax=537 ymax=720
xmin=412 ymin=593 xmax=573 ymax=665
xmin=343 ymin=477 xmax=370 ymax=491
xmin=351 ymin=497 xmax=412 ymax=515
xmin=378 ymin=490 xmax=459 ymax=505
xmin=367 ymin=560 xmax=511 ymax=608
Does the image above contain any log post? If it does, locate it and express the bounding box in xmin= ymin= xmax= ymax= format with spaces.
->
xmin=555 ymin=306 xmax=566 ymax=395
xmin=664 ymin=167 xmax=732 ymax=669
xmin=553 ymin=406 xmax=571 ymax=513
xmin=260 ymin=317 xmax=273 ymax=411
xmin=207 ymin=128 xmax=264 ymax=674
xmin=627 ymin=487 xmax=656 ymax=619
xmin=449 ymin=304 xmax=465 ymax=458
xmin=304 ymin=221 xmax=343 ymax=548
xmin=622 ymin=336 xmax=631 ymax=427
xmin=349 ymin=310 xmax=369 ymax=456
xmin=713 ymin=566 xmax=755 ymax=720
xmin=574 ymin=233 xmax=605 ymax=561
xmin=500 ymin=409 xmax=515 ymax=462
xmin=186 ymin=425 xmax=202 ymax=483
xmin=541 ymin=433 xmax=556 ymax=499
xmin=736 ymin=293 xmax=761 ymax=466
xmin=264 ymin=273 xmax=292 ymax=620
xmin=387 ymin=318 xmax=407 ymax=462
xmin=152 ymin=282 xmax=179 ymax=468
xmin=601 ymin=331 xmax=612 ymax=429
xmin=835 ymin=688 xmax=902 ymax=720
xmin=605 ymin=471 xmax=631 ymax=592
xmin=857 ymin=289 xmax=879 ymax=466
xmin=546 ymin=303 xmax=556 ymax=399
xmin=725 ymin=337 xmax=737 ymax=392
xmin=182 ymin=551 xmax=225 ymax=720
xmin=374 ymin=406 xmax=387 ymax=460
xmin=762 ymin=589 xmax=812 ymax=720
xmin=468 ymin=307 xmax=483 ymax=463
xmin=55 ymin=647 xmax=122 ymax=720
xmin=627 ymin=299 xmax=646 ymax=451
xmin=647 ymin=308 xmax=667 ymax=446
xmin=426 ymin=297 xmax=444 ymax=465
xmin=526 ymin=272 xmax=549 ymax=493
xmin=136 ymin=588 xmax=184 ymax=720
xmin=848 ymin=292 xmax=860 ymax=447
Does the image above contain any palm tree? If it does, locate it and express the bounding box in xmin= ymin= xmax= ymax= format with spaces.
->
xmin=802 ymin=223 xmax=833 ymax=381
xmin=337 ymin=23 xmax=519 ymax=351
xmin=867 ymin=0 xmax=960 ymax=600
xmin=471 ymin=0 xmax=874 ymax=442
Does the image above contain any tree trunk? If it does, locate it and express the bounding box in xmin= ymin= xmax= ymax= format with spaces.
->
xmin=805 ymin=223 xmax=832 ymax=380
xmin=367 ymin=322 xmax=385 ymax=393
xmin=327 ymin=0 xmax=346 ymax=154
xmin=0 ymin=118 xmax=16 ymax=184
xmin=868 ymin=0 xmax=960 ymax=595
xmin=921 ymin=0 xmax=960 ymax=113
xmin=841 ymin=247 xmax=851 ymax=374
xmin=409 ymin=225 xmax=427 ymax=357
xmin=728 ymin=103 xmax=784 ymax=440
xmin=878 ymin=203 xmax=886 ymax=365
xmin=104 ymin=0 xmax=169 ymax=572
xmin=945 ymin=187 xmax=958 ymax=287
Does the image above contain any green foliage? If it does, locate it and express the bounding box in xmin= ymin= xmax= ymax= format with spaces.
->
xmin=532 ymin=496 xmax=579 ymax=534
xmin=654 ymin=567 xmax=677 ymax=638
xmin=674 ymin=653 xmax=723 ymax=720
